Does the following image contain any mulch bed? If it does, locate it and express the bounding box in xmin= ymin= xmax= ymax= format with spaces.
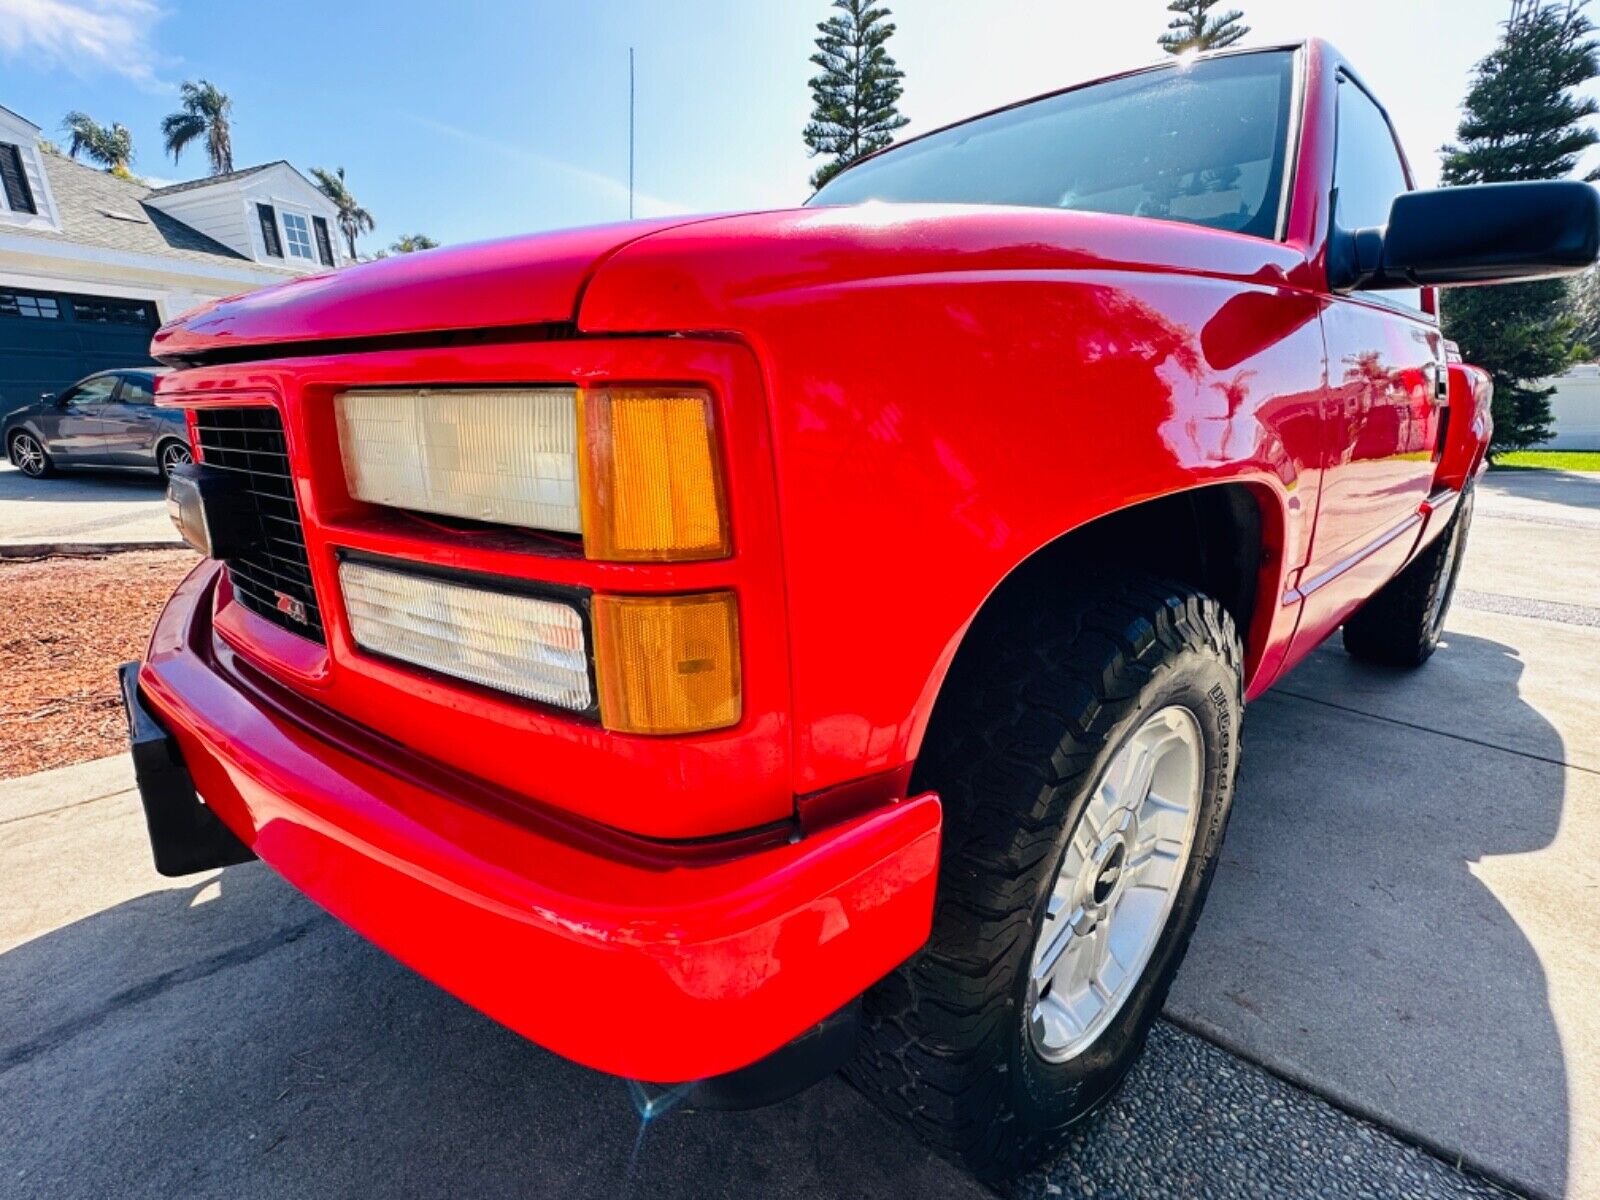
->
xmin=0 ymin=549 xmax=198 ymax=780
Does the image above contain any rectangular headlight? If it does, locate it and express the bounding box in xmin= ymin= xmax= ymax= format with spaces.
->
xmin=339 ymin=558 xmax=592 ymax=712
xmin=335 ymin=385 xmax=730 ymax=561
xmin=336 ymin=388 xmax=581 ymax=533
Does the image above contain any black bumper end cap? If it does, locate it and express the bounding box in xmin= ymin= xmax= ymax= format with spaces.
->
xmin=635 ymin=999 xmax=861 ymax=1113
xmin=118 ymin=661 xmax=256 ymax=878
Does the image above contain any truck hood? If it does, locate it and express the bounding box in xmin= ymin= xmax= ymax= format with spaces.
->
xmin=154 ymin=205 xmax=1307 ymax=362
xmin=150 ymin=216 xmax=714 ymax=363
xmin=577 ymin=205 xmax=1307 ymax=334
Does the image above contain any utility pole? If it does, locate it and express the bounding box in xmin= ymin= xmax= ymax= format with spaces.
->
xmin=629 ymin=47 xmax=635 ymax=220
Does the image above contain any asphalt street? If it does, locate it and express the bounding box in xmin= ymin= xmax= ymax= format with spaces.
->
xmin=3 ymin=469 xmax=1593 ymax=1198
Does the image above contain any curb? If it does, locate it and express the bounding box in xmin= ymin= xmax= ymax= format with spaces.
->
xmin=0 ymin=540 xmax=188 ymax=559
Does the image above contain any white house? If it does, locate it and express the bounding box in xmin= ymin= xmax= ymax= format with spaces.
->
xmin=1545 ymin=363 xmax=1600 ymax=450
xmin=0 ymin=102 xmax=345 ymax=408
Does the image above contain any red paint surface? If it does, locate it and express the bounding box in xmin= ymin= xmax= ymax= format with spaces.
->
xmin=144 ymin=40 xmax=1491 ymax=1078
xmin=140 ymin=562 xmax=941 ymax=1082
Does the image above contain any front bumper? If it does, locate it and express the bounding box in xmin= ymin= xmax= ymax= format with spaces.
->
xmin=129 ymin=561 xmax=941 ymax=1083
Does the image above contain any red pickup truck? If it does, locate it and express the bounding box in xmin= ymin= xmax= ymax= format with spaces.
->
xmin=124 ymin=41 xmax=1597 ymax=1179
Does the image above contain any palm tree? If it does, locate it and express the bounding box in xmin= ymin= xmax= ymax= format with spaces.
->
xmin=61 ymin=112 xmax=134 ymax=174
xmin=389 ymin=234 xmax=439 ymax=254
xmin=161 ymin=80 xmax=234 ymax=175
xmin=310 ymin=166 xmax=375 ymax=259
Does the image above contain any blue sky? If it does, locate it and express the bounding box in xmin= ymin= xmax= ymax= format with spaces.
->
xmin=2 ymin=0 xmax=1595 ymax=255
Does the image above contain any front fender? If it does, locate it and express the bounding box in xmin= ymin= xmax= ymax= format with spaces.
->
xmin=581 ymin=213 xmax=1323 ymax=796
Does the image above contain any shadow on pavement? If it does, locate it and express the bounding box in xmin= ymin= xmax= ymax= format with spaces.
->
xmin=0 ymin=865 xmax=983 ymax=1200
xmin=0 ymin=464 xmax=166 ymax=502
xmin=0 ymin=467 xmax=165 ymax=496
xmin=1169 ymin=627 xmax=1569 ymax=1198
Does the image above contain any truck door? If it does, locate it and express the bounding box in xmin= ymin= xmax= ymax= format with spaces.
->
xmin=1294 ymin=74 xmax=1446 ymax=648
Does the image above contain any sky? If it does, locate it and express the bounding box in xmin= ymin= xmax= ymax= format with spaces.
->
xmin=2 ymin=0 xmax=1596 ymax=254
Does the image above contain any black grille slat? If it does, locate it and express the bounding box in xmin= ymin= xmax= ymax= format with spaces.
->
xmin=194 ymin=407 xmax=325 ymax=643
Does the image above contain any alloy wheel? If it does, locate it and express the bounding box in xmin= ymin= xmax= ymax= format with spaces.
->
xmin=1026 ymin=704 xmax=1204 ymax=1062
xmin=161 ymin=442 xmax=193 ymax=478
xmin=11 ymin=434 xmax=46 ymax=478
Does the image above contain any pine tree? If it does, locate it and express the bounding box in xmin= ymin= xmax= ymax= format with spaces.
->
xmin=804 ymin=0 xmax=909 ymax=190
xmin=1441 ymin=0 xmax=1600 ymax=450
xmin=1571 ymin=265 xmax=1600 ymax=359
xmin=1158 ymin=0 xmax=1250 ymax=55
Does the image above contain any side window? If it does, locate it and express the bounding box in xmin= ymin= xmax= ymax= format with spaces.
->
xmin=63 ymin=377 xmax=119 ymax=408
xmin=281 ymin=211 xmax=316 ymax=260
xmin=1334 ymin=79 xmax=1424 ymax=312
xmin=119 ymin=375 xmax=156 ymax=404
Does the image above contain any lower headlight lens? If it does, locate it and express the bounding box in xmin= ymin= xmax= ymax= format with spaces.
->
xmin=339 ymin=559 xmax=592 ymax=711
xmin=593 ymin=591 xmax=741 ymax=735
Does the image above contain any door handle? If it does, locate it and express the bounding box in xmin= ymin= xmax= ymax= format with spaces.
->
xmin=1422 ymin=362 xmax=1449 ymax=406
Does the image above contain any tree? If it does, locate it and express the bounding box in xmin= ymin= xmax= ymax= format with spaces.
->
xmin=310 ymin=166 xmax=375 ymax=259
xmin=1440 ymin=0 xmax=1600 ymax=450
xmin=1571 ymin=265 xmax=1600 ymax=359
xmin=803 ymin=0 xmax=908 ymax=190
xmin=161 ymin=80 xmax=234 ymax=175
xmin=61 ymin=112 xmax=133 ymax=174
xmin=388 ymin=234 xmax=439 ymax=254
xmin=1158 ymin=0 xmax=1250 ymax=55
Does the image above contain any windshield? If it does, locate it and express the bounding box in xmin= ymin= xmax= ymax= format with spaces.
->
xmin=808 ymin=50 xmax=1297 ymax=241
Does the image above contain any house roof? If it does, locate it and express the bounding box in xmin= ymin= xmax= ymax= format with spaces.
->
xmin=0 ymin=103 xmax=39 ymax=132
xmin=145 ymin=162 xmax=285 ymax=197
xmin=5 ymin=152 xmax=296 ymax=272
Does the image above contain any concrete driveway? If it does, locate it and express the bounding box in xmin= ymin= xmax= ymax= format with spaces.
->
xmin=1169 ymin=467 xmax=1600 ymax=1200
xmin=3 ymin=470 xmax=1594 ymax=1198
xmin=0 ymin=461 xmax=177 ymax=548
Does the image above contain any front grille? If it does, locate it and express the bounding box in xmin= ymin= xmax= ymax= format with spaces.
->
xmin=193 ymin=407 xmax=325 ymax=643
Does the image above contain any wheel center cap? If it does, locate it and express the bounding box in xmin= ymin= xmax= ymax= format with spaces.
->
xmin=1092 ymin=839 xmax=1128 ymax=905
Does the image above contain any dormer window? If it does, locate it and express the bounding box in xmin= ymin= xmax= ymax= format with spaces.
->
xmin=0 ymin=142 xmax=38 ymax=215
xmin=281 ymin=210 xmax=315 ymax=261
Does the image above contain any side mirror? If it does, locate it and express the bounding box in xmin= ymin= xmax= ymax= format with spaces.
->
xmin=1331 ymin=180 xmax=1600 ymax=292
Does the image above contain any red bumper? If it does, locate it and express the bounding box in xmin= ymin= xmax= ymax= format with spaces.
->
xmin=138 ymin=562 xmax=941 ymax=1082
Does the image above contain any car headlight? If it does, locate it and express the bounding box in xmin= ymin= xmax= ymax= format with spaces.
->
xmin=339 ymin=557 xmax=593 ymax=712
xmin=336 ymin=388 xmax=582 ymax=534
xmin=335 ymin=386 xmax=729 ymax=561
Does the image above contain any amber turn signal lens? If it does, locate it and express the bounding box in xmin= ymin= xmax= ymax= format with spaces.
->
xmin=593 ymin=591 xmax=741 ymax=735
xmin=579 ymin=388 xmax=730 ymax=562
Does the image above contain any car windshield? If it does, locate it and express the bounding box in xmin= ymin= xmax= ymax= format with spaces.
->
xmin=808 ymin=50 xmax=1297 ymax=241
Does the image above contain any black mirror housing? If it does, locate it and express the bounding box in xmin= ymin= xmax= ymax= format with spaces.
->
xmin=1338 ymin=180 xmax=1600 ymax=292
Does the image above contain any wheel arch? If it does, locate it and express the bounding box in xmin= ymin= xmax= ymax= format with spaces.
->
xmin=906 ymin=479 xmax=1287 ymax=763
xmin=6 ymin=423 xmax=49 ymax=457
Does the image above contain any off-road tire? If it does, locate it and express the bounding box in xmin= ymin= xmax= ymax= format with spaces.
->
xmin=847 ymin=573 xmax=1244 ymax=1182
xmin=1342 ymin=482 xmax=1474 ymax=669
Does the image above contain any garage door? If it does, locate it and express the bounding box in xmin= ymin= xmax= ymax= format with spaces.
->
xmin=0 ymin=287 xmax=159 ymax=411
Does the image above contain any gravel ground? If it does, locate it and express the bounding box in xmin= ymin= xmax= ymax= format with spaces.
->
xmin=1456 ymin=587 xmax=1600 ymax=628
xmin=1015 ymin=1022 xmax=1511 ymax=1200
xmin=0 ymin=550 xmax=196 ymax=779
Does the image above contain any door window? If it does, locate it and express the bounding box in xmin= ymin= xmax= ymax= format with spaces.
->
xmin=62 ymin=377 xmax=119 ymax=408
xmin=118 ymin=375 xmax=156 ymax=404
xmin=1334 ymin=78 xmax=1424 ymax=312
